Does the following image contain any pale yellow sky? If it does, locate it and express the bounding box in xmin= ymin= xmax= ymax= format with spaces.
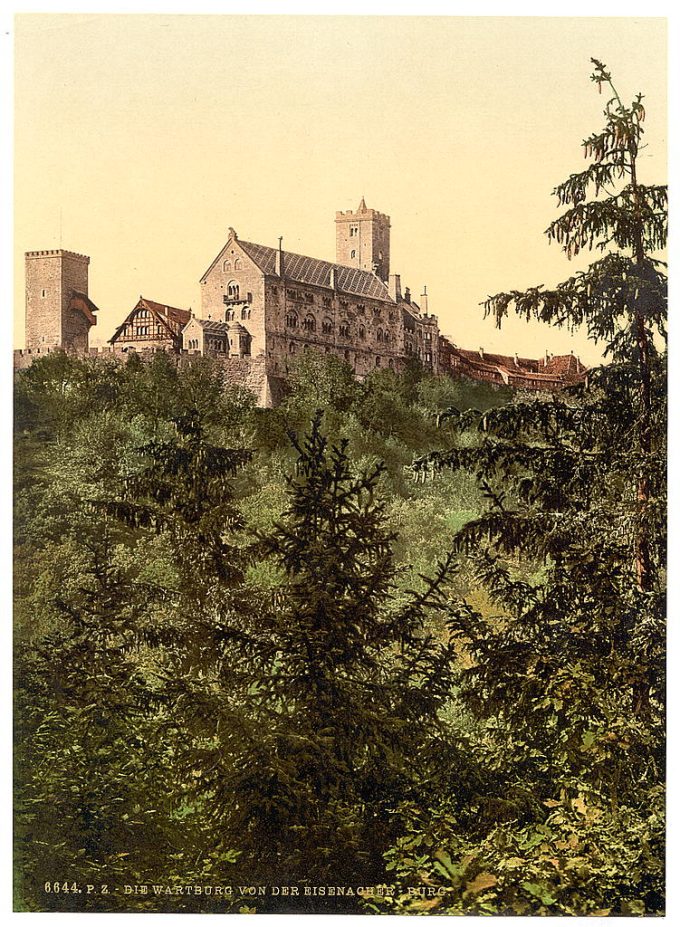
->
xmin=14 ymin=15 xmax=667 ymax=364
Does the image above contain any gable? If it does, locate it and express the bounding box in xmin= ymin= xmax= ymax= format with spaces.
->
xmin=199 ymin=235 xmax=262 ymax=284
xmin=109 ymin=297 xmax=189 ymax=344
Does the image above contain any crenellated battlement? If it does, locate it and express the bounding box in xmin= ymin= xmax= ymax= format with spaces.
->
xmin=25 ymin=249 xmax=90 ymax=262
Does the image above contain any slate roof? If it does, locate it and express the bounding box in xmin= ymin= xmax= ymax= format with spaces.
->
xmin=191 ymin=319 xmax=230 ymax=334
xmin=236 ymin=240 xmax=393 ymax=303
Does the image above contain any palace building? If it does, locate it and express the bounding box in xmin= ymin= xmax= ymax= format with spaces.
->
xmin=195 ymin=199 xmax=440 ymax=381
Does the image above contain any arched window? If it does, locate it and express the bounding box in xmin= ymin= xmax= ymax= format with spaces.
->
xmin=289 ymin=342 xmax=297 ymax=354
xmin=227 ymin=281 xmax=240 ymax=300
xmin=339 ymin=321 xmax=350 ymax=338
xmin=375 ymin=356 xmax=381 ymax=367
xmin=223 ymin=260 xmax=232 ymax=272
xmin=286 ymin=311 xmax=298 ymax=328
xmin=234 ymin=257 xmax=242 ymax=270
xmin=377 ymin=328 xmax=383 ymax=342
xmin=322 ymin=317 xmax=333 ymax=335
xmin=303 ymin=314 xmax=316 ymax=332
xmin=241 ymin=306 xmax=249 ymax=320
xmin=358 ymin=325 xmax=366 ymax=341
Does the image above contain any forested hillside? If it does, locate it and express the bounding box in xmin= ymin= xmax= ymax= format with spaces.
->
xmin=14 ymin=60 xmax=665 ymax=916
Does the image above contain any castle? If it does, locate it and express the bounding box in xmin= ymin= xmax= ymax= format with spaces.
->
xmin=17 ymin=200 xmax=586 ymax=402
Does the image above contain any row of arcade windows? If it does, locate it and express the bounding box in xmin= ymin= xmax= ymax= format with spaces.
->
xmin=286 ymin=313 xmax=394 ymax=344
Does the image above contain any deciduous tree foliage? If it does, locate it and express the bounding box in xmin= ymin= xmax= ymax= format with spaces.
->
xmin=378 ymin=60 xmax=666 ymax=916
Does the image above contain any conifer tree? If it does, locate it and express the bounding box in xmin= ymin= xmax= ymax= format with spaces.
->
xmin=382 ymin=60 xmax=666 ymax=916
xmin=198 ymin=413 xmax=464 ymax=899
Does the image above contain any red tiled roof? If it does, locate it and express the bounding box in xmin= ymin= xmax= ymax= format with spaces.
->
xmin=456 ymin=348 xmax=540 ymax=371
xmin=109 ymin=296 xmax=190 ymax=344
xmin=544 ymin=354 xmax=584 ymax=378
xmin=138 ymin=297 xmax=191 ymax=327
xmin=69 ymin=291 xmax=99 ymax=326
xmin=441 ymin=336 xmax=586 ymax=390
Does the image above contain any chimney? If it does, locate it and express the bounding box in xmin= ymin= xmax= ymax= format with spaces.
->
xmin=420 ymin=285 xmax=429 ymax=315
xmin=514 ymin=352 xmax=520 ymax=367
xmin=388 ymin=274 xmax=402 ymax=301
xmin=544 ymin=349 xmax=550 ymax=367
xmin=404 ymin=287 xmax=411 ymax=304
xmin=479 ymin=346 xmax=484 ymax=359
xmin=275 ymin=237 xmax=285 ymax=278
xmin=329 ymin=267 xmax=337 ymax=290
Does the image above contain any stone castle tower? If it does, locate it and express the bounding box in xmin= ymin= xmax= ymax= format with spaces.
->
xmin=25 ymin=249 xmax=98 ymax=352
xmin=335 ymin=198 xmax=391 ymax=282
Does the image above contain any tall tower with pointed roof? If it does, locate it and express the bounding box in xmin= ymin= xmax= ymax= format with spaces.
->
xmin=335 ymin=198 xmax=391 ymax=281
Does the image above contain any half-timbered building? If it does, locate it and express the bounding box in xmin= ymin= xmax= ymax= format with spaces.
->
xmin=109 ymin=296 xmax=191 ymax=352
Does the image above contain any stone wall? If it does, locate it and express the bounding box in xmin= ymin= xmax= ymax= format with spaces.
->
xmin=14 ymin=347 xmax=275 ymax=407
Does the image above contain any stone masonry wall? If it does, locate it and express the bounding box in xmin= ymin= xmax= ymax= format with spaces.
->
xmin=25 ymin=250 xmax=90 ymax=351
xmin=14 ymin=348 xmax=274 ymax=407
xmin=60 ymin=253 xmax=90 ymax=351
